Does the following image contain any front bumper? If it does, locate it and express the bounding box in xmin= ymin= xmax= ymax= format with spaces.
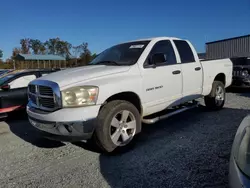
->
xmin=27 ymin=103 xmax=101 ymax=141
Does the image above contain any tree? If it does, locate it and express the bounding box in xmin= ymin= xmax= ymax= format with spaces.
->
xmin=91 ymin=53 xmax=98 ymax=60
xmin=11 ymin=47 xmax=22 ymax=59
xmin=73 ymin=42 xmax=88 ymax=65
xmin=20 ymin=38 xmax=31 ymax=54
xmin=0 ymin=49 xmax=3 ymax=59
xmin=80 ymin=43 xmax=91 ymax=65
xmin=7 ymin=37 xmax=93 ymax=68
xmin=7 ymin=48 xmax=22 ymax=69
xmin=45 ymin=37 xmax=60 ymax=55
xmin=45 ymin=38 xmax=72 ymax=57
xmin=56 ymin=40 xmax=72 ymax=57
xmin=30 ymin=39 xmax=44 ymax=54
xmin=39 ymin=43 xmax=46 ymax=54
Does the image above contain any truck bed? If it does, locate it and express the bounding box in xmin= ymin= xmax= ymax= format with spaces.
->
xmin=201 ymin=58 xmax=233 ymax=96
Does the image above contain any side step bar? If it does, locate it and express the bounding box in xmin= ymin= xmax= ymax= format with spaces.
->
xmin=142 ymin=102 xmax=198 ymax=124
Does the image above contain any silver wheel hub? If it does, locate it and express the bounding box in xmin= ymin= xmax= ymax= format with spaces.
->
xmin=215 ymin=86 xmax=224 ymax=106
xmin=110 ymin=110 xmax=136 ymax=146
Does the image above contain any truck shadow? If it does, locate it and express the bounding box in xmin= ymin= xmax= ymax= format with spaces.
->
xmin=97 ymin=106 xmax=250 ymax=188
xmin=238 ymin=92 xmax=250 ymax=98
xmin=5 ymin=111 xmax=65 ymax=148
xmin=227 ymin=87 xmax=250 ymax=98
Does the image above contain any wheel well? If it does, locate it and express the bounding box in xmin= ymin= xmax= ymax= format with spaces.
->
xmin=214 ymin=73 xmax=226 ymax=85
xmin=103 ymin=92 xmax=142 ymax=114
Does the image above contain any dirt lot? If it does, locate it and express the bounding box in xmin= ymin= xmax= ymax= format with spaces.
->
xmin=0 ymin=91 xmax=249 ymax=188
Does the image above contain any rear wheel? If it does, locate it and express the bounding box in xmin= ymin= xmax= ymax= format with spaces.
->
xmin=94 ymin=100 xmax=141 ymax=153
xmin=204 ymin=81 xmax=225 ymax=110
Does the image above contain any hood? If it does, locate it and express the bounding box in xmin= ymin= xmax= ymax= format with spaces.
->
xmin=36 ymin=65 xmax=130 ymax=87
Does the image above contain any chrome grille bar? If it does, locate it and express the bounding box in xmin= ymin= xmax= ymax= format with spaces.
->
xmin=233 ymin=69 xmax=242 ymax=77
xmin=28 ymin=80 xmax=62 ymax=112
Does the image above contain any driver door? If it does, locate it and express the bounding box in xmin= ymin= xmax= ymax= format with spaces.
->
xmin=141 ymin=40 xmax=182 ymax=115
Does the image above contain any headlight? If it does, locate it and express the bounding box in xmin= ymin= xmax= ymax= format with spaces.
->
xmin=242 ymin=70 xmax=248 ymax=77
xmin=61 ymin=86 xmax=99 ymax=107
xmin=234 ymin=116 xmax=250 ymax=177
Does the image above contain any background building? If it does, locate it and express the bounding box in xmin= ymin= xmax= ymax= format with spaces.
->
xmin=14 ymin=54 xmax=66 ymax=69
xmin=205 ymin=34 xmax=250 ymax=60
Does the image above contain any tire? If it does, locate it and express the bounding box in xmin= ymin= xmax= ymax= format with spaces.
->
xmin=204 ymin=81 xmax=225 ymax=110
xmin=94 ymin=100 xmax=141 ymax=153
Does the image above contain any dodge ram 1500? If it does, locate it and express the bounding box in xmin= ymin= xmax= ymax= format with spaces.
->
xmin=27 ymin=37 xmax=233 ymax=153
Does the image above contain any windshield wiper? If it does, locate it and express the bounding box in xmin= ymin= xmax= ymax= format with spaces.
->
xmin=92 ymin=61 xmax=120 ymax=66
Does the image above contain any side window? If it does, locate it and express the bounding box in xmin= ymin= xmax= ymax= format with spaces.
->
xmin=173 ymin=40 xmax=195 ymax=63
xmin=9 ymin=74 xmax=36 ymax=89
xmin=147 ymin=40 xmax=177 ymax=66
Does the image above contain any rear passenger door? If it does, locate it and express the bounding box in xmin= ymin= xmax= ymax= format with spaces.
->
xmin=1 ymin=73 xmax=38 ymax=110
xmin=173 ymin=40 xmax=203 ymax=102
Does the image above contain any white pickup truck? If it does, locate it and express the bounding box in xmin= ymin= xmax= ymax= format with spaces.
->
xmin=27 ymin=37 xmax=233 ymax=153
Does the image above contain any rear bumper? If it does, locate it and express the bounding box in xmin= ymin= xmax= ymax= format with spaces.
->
xmin=27 ymin=103 xmax=101 ymax=141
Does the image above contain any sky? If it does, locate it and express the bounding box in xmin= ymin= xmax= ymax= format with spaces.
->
xmin=0 ymin=0 xmax=250 ymax=60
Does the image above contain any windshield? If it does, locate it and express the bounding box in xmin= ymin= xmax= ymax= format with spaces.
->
xmin=89 ymin=40 xmax=150 ymax=66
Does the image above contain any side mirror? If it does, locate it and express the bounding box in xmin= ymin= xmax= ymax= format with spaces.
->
xmin=150 ymin=53 xmax=167 ymax=65
xmin=1 ymin=84 xmax=10 ymax=91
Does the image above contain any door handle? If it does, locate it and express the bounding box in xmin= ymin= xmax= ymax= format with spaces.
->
xmin=172 ymin=70 xmax=181 ymax=75
xmin=195 ymin=67 xmax=201 ymax=71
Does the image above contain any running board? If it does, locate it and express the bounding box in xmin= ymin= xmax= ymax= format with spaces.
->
xmin=142 ymin=103 xmax=198 ymax=124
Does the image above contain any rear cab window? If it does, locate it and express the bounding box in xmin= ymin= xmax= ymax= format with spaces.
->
xmin=173 ymin=40 xmax=195 ymax=63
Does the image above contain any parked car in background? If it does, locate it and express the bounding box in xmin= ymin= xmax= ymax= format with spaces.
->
xmin=231 ymin=57 xmax=250 ymax=88
xmin=229 ymin=115 xmax=250 ymax=188
xmin=27 ymin=37 xmax=232 ymax=153
xmin=0 ymin=69 xmax=60 ymax=118
xmin=0 ymin=69 xmax=13 ymax=76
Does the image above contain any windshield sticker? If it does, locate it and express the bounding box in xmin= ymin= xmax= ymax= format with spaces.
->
xmin=129 ymin=45 xmax=144 ymax=49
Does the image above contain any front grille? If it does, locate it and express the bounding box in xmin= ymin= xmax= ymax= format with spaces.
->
xmin=233 ymin=70 xmax=242 ymax=77
xmin=39 ymin=97 xmax=55 ymax=108
xmin=39 ymin=86 xmax=53 ymax=96
xmin=28 ymin=81 xmax=61 ymax=112
xmin=29 ymin=94 xmax=37 ymax=105
xmin=29 ymin=85 xmax=36 ymax=94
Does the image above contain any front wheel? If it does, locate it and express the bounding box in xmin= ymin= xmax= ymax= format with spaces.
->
xmin=204 ymin=81 xmax=225 ymax=110
xmin=94 ymin=100 xmax=141 ymax=153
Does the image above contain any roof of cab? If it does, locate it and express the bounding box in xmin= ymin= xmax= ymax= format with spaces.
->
xmin=128 ymin=37 xmax=181 ymax=42
xmin=118 ymin=37 xmax=182 ymax=45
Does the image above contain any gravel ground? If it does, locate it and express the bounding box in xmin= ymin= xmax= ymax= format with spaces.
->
xmin=0 ymin=91 xmax=250 ymax=188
